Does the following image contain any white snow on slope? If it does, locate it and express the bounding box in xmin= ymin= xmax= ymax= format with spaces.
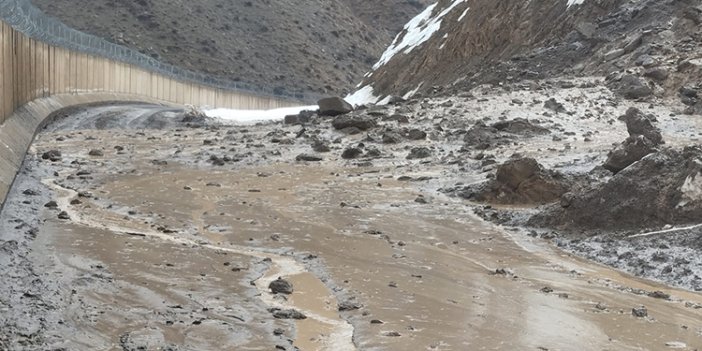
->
xmin=205 ymin=105 xmax=317 ymax=124
xmin=345 ymin=85 xmax=381 ymax=107
xmin=567 ymin=0 xmax=586 ymax=8
xmin=372 ymin=0 xmax=466 ymax=70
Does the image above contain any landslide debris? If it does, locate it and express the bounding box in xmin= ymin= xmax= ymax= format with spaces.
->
xmin=458 ymin=158 xmax=569 ymax=205
xmin=530 ymin=146 xmax=702 ymax=231
xmin=603 ymin=107 xmax=663 ymax=173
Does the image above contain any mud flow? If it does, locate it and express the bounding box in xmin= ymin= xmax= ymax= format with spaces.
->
xmin=1 ymin=102 xmax=702 ymax=351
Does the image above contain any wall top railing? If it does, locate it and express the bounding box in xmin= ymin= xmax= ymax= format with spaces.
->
xmin=0 ymin=0 xmax=323 ymax=104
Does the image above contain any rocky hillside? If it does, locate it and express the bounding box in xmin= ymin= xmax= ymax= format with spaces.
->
xmin=29 ymin=0 xmax=430 ymax=97
xmin=350 ymin=0 xmax=702 ymax=104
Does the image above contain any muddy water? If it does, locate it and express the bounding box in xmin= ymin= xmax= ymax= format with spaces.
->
xmin=8 ymin=98 xmax=702 ymax=350
xmin=48 ymin=158 xmax=702 ymax=351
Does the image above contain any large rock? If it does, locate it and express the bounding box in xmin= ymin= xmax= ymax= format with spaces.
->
xmin=318 ymin=97 xmax=353 ymax=116
xmin=460 ymin=158 xmax=569 ymax=205
xmin=619 ymin=107 xmax=663 ymax=145
xmin=496 ymin=158 xmax=541 ymax=189
xmin=463 ymin=122 xmax=501 ymax=150
xmin=603 ymin=135 xmax=655 ymax=173
xmin=531 ymin=147 xmax=702 ymax=230
xmin=331 ymin=115 xmax=377 ymax=131
xmin=617 ymin=75 xmax=653 ymax=99
xmin=603 ymin=108 xmax=663 ymax=173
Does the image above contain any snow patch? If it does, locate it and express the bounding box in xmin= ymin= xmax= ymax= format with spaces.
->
xmin=678 ymin=169 xmax=702 ymax=208
xmin=567 ymin=0 xmax=586 ymax=8
xmin=345 ymin=85 xmax=381 ymax=107
xmin=403 ymin=83 xmax=424 ymax=100
xmin=204 ymin=105 xmax=317 ymax=124
xmin=458 ymin=7 xmax=470 ymax=21
xmin=372 ymin=0 xmax=466 ymax=70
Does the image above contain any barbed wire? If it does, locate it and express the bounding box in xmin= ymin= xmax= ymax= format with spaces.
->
xmin=0 ymin=0 xmax=323 ymax=103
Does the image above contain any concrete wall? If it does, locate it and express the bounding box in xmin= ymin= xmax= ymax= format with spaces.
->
xmin=0 ymin=20 xmax=299 ymax=124
xmin=0 ymin=19 xmax=303 ymax=209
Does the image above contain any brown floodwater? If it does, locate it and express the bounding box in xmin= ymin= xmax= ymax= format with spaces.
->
xmin=35 ymin=157 xmax=702 ymax=350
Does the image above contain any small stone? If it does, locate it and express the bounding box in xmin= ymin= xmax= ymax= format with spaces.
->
xmin=647 ymin=291 xmax=670 ymax=300
xmin=88 ymin=149 xmax=104 ymax=157
xmin=296 ymin=154 xmax=323 ymax=162
xmin=341 ymin=147 xmax=363 ymax=159
xmin=338 ymin=300 xmax=362 ymax=311
xmin=632 ymin=306 xmax=648 ymax=318
xmin=270 ymin=308 xmax=306 ymax=320
xmin=57 ymin=211 xmax=70 ymax=220
xmin=406 ymin=147 xmax=432 ymax=160
xmin=41 ymin=150 xmax=62 ymax=162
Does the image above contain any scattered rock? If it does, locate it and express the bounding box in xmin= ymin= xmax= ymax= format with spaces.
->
xmin=406 ymin=147 xmax=432 ymax=160
xmin=342 ymin=147 xmax=364 ymax=159
xmin=632 ymin=306 xmax=648 ymax=318
xmin=296 ymin=154 xmax=323 ymax=162
xmin=41 ymin=150 xmax=62 ymax=162
xmin=647 ymin=291 xmax=670 ymax=300
xmin=492 ymin=118 xmax=550 ymax=135
xmin=338 ymin=300 xmax=362 ymax=311
xmin=270 ymin=308 xmax=306 ymax=320
xmin=332 ymin=115 xmax=377 ymax=131
xmin=88 ymin=149 xmax=104 ymax=157
xmin=382 ymin=132 xmax=403 ymax=144
xmin=269 ymin=277 xmax=294 ymax=294
xmin=544 ymin=98 xmax=567 ymax=113
xmin=57 ymin=211 xmax=70 ymax=220
xmin=406 ymin=129 xmax=427 ymax=140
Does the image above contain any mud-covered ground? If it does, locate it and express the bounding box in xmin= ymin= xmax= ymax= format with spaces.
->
xmin=2 ymin=83 xmax=702 ymax=351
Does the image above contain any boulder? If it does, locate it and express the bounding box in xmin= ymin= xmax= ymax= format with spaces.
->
xmin=603 ymin=135 xmax=655 ymax=173
xmin=531 ymin=146 xmax=702 ymax=230
xmin=268 ymin=277 xmax=294 ymax=294
xmin=406 ymin=147 xmax=432 ymax=160
xmin=459 ymin=158 xmax=569 ymax=205
xmin=341 ymin=147 xmax=363 ymax=159
xmin=406 ymin=129 xmax=427 ymax=140
xmin=618 ymin=75 xmax=652 ymax=99
xmin=544 ymin=98 xmax=567 ymax=114
xmin=382 ymin=132 xmax=403 ymax=144
xmin=618 ymin=107 xmax=663 ymax=145
xmin=331 ymin=115 xmax=377 ymax=131
xmin=318 ymin=97 xmax=353 ymax=116
xmin=496 ymin=158 xmax=542 ymax=189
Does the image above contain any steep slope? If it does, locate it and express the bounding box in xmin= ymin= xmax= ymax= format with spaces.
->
xmin=29 ymin=0 xmax=428 ymax=97
xmin=350 ymin=0 xmax=702 ymax=102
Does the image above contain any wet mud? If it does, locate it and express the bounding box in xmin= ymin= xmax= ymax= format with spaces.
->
xmin=2 ymin=98 xmax=702 ymax=350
